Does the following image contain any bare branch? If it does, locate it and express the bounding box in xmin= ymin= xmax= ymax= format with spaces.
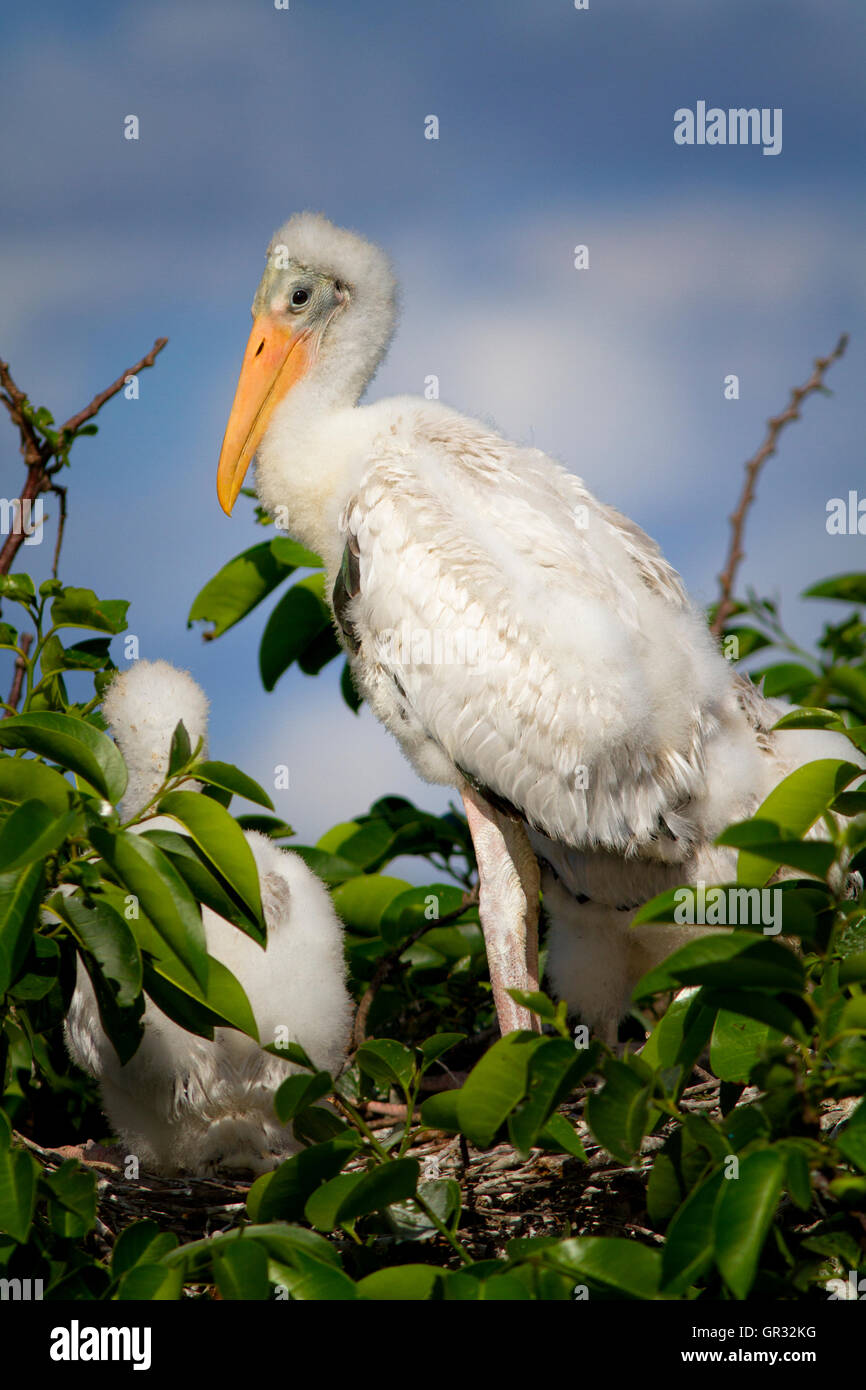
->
xmin=711 ymin=333 xmax=849 ymax=637
xmin=3 ymin=632 xmax=33 ymax=718
xmin=50 ymin=483 xmax=67 ymax=580
xmin=0 ymin=337 xmax=168 ymax=579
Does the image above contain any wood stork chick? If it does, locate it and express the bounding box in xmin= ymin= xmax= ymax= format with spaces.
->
xmin=65 ymin=660 xmax=353 ymax=1175
xmin=214 ymin=213 xmax=861 ymax=1041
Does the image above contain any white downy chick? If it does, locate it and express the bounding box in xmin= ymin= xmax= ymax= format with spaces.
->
xmin=65 ymin=659 xmax=354 ymax=1176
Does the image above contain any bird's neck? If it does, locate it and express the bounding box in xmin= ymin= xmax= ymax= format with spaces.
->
xmin=254 ymin=371 xmax=373 ymax=569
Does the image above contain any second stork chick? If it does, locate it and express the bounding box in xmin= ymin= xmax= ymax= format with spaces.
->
xmin=65 ymin=659 xmax=354 ymax=1176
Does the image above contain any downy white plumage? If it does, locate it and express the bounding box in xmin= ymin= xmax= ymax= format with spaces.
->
xmin=215 ymin=212 xmax=861 ymax=1041
xmin=65 ymin=660 xmax=353 ymax=1175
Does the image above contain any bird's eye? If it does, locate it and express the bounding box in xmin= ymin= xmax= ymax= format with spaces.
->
xmin=290 ymin=288 xmax=310 ymax=309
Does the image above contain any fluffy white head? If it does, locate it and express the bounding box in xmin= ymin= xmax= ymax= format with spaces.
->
xmin=260 ymin=211 xmax=398 ymax=407
xmin=102 ymin=660 xmax=209 ymax=818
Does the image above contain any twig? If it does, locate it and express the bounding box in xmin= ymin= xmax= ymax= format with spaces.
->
xmin=711 ymin=333 xmax=849 ymax=637
xmin=0 ymin=337 xmax=168 ymax=578
xmin=50 ymin=483 xmax=67 ymax=579
xmin=3 ymin=632 xmax=32 ymax=718
xmin=352 ymin=884 xmax=479 ymax=1048
xmin=49 ymin=336 xmax=169 ymax=468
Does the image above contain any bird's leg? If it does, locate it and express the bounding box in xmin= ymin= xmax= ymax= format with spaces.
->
xmin=461 ymin=785 xmax=541 ymax=1036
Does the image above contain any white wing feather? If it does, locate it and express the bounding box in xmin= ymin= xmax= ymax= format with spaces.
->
xmin=339 ymin=404 xmax=741 ymax=858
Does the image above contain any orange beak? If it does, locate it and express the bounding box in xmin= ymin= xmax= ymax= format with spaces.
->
xmin=216 ymin=313 xmax=313 ymax=515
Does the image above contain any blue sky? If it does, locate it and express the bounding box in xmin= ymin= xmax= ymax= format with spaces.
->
xmin=2 ymin=0 xmax=864 ymax=852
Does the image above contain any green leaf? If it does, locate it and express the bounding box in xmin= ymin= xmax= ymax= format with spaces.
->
xmin=835 ymin=1099 xmax=866 ymax=1174
xmin=771 ymin=707 xmax=845 ymax=732
xmin=0 ymin=799 xmax=79 ymax=873
xmin=304 ymin=1172 xmax=366 ymax=1231
xmin=341 ymin=658 xmax=363 ymax=712
xmin=292 ymin=1107 xmax=351 ymax=1146
xmin=331 ymin=1159 xmax=420 ymax=1225
xmin=40 ymin=635 xmax=113 ymax=675
xmin=661 ymin=1168 xmax=725 ymax=1294
xmin=274 ymin=1071 xmax=333 ymax=1124
xmin=91 ymin=828 xmax=208 ymax=988
xmin=0 ymin=712 xmax=127 ymax=803
xmin=193 ymin=760 xmax=274 ymax=811
xmin=188 ymin=541 xmax=316 ymax=639
xmin=506 ymin=988 xmax=562 ymax=1026
xmin=356 ymin=1039 xmax=415 ymax=1092
xmin=634 ymin=933 xmax=804 ymax=998
xmin=380 ymin=884 xmax=468 ymax=948
xmin=9 ymin=933 xmax=59 ymax=1000
xmin=331 ymin=874 xmax=412 ymax=934
xmin=143 ymin=955 xmax=258 ymax=1041
xmin=269 ymin=1249 xmax=358 ymax=1300
xmin=0 ymin=757 xmax=73 ymax=814
xmin=539 ymin=1110 xmax=587 ymax=1160
xmin=356 ymin=1265 xmax=441 ymax=1300
xmin=722 ymin=626 xmax=772 ymax=658
xmin=418 ymin=1032 xmax=466 ymax=1070
xmin=236 ymin=813 xmax=293 ymax=839
xmin=269 ymin=536 xmax=322 ymax=569
xmin=710 ymin=1010 xmax=780 ymax=1083
xmin=641 ymin=987 xmax=716 ymax=1085
xmin=0 ymin=573 xmax=35 ymax=604
xmin=117 ymin=1264 xmax=184 ymax=1300
xmin=647 ymin=1150 xmax=682 ymax=1225
xmin=47 ymin=890 xmax=142 ymax=1006
xmin=245 ymin=1136 xmax=361 ymax=1222
xmin=839 ymin=953 xmax=866 ymax=986
xmin=111 ymin=1220 xmax=178 ymax=1277
xmin=778 ymin=1141 xmax=813 ymax=1211
xmin=828 ymin=667 xmax=866 ymax=710
xmin=456 ymin=1032 xmax=542 ymax=1149
xmin=213 ymin=1240 xmax=271 ymax=1300
xmin=585 ymin=1060 xmax=651 ymax=1165
xmin=0 ymin=1139 xmax=37 ymax=1243
xmin=157 ymin=790 xmax=264 ymax=928
xmin=715 ymin=1149 xmax=786 ymax=1298
xmin=735 ymin=759 xmax=864 ymax=886
xmin=631 ymin=887 xmax=700 ymax=928
xmin=263 ymin=1039 xmax=315 ymax=1069
xmin=318 ymin=820 xmax=398 ymax=869
xmin=0 ymin=862 xmax=44 ymax=996
xmin=803 ymin=574 xmax=866 ymax=604
xmin=259 ymin=573 xmax=332 ymax=691
xmin=142 ymin=828 xmax=264 ymax=944
xmin=701 ymin=988 xmax=812 ymax=1042
xmin=549 ymin=1236 xmax=662 ymax=1300
xmin=50 ymin=587 xmax=128 ymax=634
xmin=290 ymin=845 xmax=360 ymax=886
xmin=386 ymin=1177 xmax=461 ymax=1240
xmin=297 ymin=624 xmax=342 ymax=676
xmin=418 ymin=1089 xmax=461 ymax=1133
xmin=167 ymin=719 xmax=191 ymax=774
xmin=45 ymin=1161 xmax=98 ymax=1238
xmin=508 ymin=1038 xmax=598 ymax=1155
xmin=718 ymin=835 xmax=836 ymax=881
xmin=760 ymin=663 xmax=819 ymax=700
